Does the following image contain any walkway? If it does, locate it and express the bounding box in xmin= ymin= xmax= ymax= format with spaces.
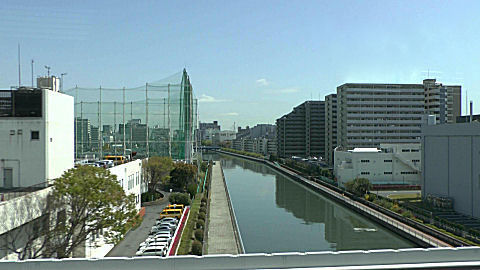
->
xmin=106 ymin=194 xmax=170 ymax=257
xmin=206 ymin=163 xmax=238 ymax=255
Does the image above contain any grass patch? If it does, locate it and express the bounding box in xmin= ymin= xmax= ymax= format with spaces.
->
xmin=387 ymin=193 xmax=421 ymax=200
xmin=177 ymin=193 xmax=203 ymax=255
xmin=424 ymin=224 xmax=479 ymax=246
xmin=130 ymin=215 xmax=143 ymax=231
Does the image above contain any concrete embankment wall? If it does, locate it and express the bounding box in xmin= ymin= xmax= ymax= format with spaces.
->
xmin=216 ymin=150 xmax=468 ymax=248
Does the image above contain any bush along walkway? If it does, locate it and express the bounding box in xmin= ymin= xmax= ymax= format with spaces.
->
xmin=176 ymin=162 xmax=212 ymax=255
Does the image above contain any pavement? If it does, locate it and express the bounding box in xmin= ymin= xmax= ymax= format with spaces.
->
xmin=206 ymin=163 xmax=238 ymax=255
xmin=106 ymin=193 xmax=170 ymax=257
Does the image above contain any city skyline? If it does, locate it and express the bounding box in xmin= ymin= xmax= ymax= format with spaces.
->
xmin=1 ymin=0 xmax=479 ymax=129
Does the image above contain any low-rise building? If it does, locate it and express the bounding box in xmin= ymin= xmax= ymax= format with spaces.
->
xmin=0 ymin=87 xmax=74 ymax=188
xmin=422 ymin=122 xmax=480 ymax=218
xmin=334 ymin=143 xmax=421 ymax=187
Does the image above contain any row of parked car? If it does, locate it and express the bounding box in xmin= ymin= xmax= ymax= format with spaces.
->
xmin=135 ymin=204 xmax=185 ymax=257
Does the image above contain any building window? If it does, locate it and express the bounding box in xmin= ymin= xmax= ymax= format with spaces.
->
xmin=10 ymin=130 xmax=15 ymax=135
xmin=384 ymin=160 xmax=392 ymax=162
xmin=384 ymin=172 xmax=393 ymax=175
xmin=361 ymin=172 xmax=370 ymax=175
xmin=31 ymin=131 xmax=39 ymax=140
xmin=411 ymin=149 xmax=420 ymax=152
xmin=412 ymin=159 xmax=420 ymax=163
xmin=402 ymin=149 xmax=410 ymax=152
xmin=360 ymin=160 xmax=370 ymax=163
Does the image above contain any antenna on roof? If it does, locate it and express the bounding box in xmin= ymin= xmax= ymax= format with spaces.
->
xmin=18 ymin=43 xmax=21 ymax=87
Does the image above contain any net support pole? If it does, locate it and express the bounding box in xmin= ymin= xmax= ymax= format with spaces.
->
xmin=168 ymin=83 xmax=171 ymax=158
xmin=99 ymin=86 xmax=103 ymax=160
xmin=145 ymin=83 xmax=149 ymax=158
xmin=123 ymin=87 xmax=126 ymax=157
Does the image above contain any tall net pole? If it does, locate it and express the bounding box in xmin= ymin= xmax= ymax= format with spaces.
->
xmin=99 ymin=86 xmax=103 ymax=159
xmin=122 ymin=87 xmax=126 ymax=157
xmin=145 ymin=83 xmax=149 ymax=158
xmin=168 ymin=83 xmax=171 ymax=158
xmin=114 ymin=101 xmax=117 ymax=156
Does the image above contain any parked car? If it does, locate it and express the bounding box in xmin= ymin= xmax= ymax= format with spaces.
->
xmin=135 ymin=246 xmax=167 ymax=257
xmin=138 ymin=242 xmax=169 ymax=252
xmin=156 ymin=217 xmax=178 ymax=224
xmin=140 ymin=237 xmax=171 ymax=248
xmin=95 ymin=160 xmax=114 ymax=168
xmin=148 ymin=231 xmax=173 ymax=238
xmin=154 ymin=221 xmax=177 ymax=230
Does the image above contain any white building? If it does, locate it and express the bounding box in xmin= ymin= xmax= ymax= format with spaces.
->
xmin=0 ymin=88 xmax=74 ymax=188
xmin=334 ymin=143 xmax=421 ymax=187
xmin=84 ymin=159 xmax=143 ymax=258
xmin=204 ymin=129 xmax=236 ymax=145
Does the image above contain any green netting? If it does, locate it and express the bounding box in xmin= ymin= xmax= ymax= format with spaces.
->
xmin=65 ymin=70 xmax=198 ymax=162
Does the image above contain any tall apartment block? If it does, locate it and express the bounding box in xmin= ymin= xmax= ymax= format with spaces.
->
xmin=324 ymin=94 xmax=337 ymax=165
xmin=335 ymin=79 xmax=461 ymax=150
xmin=423 ymin=79 xmax=461 ymax=124
xmin=276 ymin=101 xmax=325 ymax=158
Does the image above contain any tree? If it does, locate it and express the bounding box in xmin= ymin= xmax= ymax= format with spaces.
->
xmin=201 ymin=140 xmax=212 ymax=146
xmin=345 ymin=178 xmax=372 ymax=197
xmin=143 ymin=156 xmax=174 ymax=191
xmin=4 ymin=166 xmax=138 ymax=259
xmin=170 ymin=163 xmax=197 ymax=190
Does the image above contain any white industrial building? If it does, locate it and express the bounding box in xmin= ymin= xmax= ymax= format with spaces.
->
xmin=0 ymin=87 xmax=74 ymax=188
xmin=334 ymin=143 xmax=421 ymax=187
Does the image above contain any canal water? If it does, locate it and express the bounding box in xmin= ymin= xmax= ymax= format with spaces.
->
xmin=207 ymin=153 xmax=417 ymax=253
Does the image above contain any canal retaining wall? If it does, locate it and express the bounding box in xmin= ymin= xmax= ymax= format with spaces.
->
xmin=216 ymin=150 xmax=465 ymax=248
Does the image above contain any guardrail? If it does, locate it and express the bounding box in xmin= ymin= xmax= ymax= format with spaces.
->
xmin=0 ymin=181 xmax=50 ymax=202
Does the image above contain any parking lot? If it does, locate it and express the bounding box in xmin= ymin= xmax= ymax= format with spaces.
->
xmin=106 ymin=195 xmax=170 ymax=257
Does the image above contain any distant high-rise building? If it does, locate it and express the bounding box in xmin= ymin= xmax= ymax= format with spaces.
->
xmin=75 ymin=117 xmax=91 ymax=155
xmin=336 ymin=79 xmax=461 ymax=149
xmin=325 ymin=94 xmax=337 ymax=165
xmin=276 ymin=101 xmax=325 ymax=158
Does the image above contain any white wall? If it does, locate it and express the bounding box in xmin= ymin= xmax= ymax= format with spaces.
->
xmin=45 ymin=90 xmax=74 ymax=182
xmin=0 ymin=90 xmax=74 ymax=188
xmin=335 ymin=144 xmax=421 ymax=187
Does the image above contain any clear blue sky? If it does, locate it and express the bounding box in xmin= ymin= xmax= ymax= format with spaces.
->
xmin=1 ymin=0 xmax=479 ymax=129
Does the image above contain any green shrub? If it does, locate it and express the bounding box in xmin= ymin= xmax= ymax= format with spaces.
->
xmin=198 ymin=212 xmax=206 ymax=221
xmin=196 ymin=219 xmax=205 ymax=229
xmin=194 ymin=229 xmax=204 ymax=241
xmin=201 ymin=201 xmax=207 ymax=208
xmin=201 ymin=197 xmax=207 ymax=203
xmin=200 ymin=206 xmax=207 ymax=214
xmin=187 ymin=183 xmax=197 ymax=198
xmin=191 ymin=240 xmax=202 ymax=255
xmin=169 ymin=192 xmax=191 ymax=206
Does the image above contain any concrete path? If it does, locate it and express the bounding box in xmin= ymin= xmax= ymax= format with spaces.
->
xmin=206 ymin=163 xmax=238 ymax=255
xmin=106 ymin=194 xmax=170 ymax=257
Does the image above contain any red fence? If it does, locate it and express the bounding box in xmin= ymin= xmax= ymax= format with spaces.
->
xmin=168 ymin=206 xmax=190 ymax=256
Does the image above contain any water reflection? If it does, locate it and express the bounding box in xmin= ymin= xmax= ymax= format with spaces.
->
xmin=214 ymin=153 xmax=416 ymax=253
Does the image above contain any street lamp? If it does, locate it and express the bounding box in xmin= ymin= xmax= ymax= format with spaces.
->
xmin=61 ymin=73 xmax=67 ymax=92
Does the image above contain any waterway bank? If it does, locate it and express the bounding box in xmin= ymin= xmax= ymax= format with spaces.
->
xmin=215 ymin=150 xmax=452 ymax=249
xmin=205 ymin=162 xmax=243 ymax=254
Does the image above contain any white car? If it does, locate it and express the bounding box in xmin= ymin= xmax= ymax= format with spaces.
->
xmin=148 ymin=231 xmax=173 ymax=238
xmin=135 ymin=246 xmax=167 ymax=257
xmin=139 ymin=238 xmax=171 ymax=249
xmin=155 ymin=220 xmax=178 ymax=228
xmin=138 ymin=242 xmax=169 ymax=252
xmin=157 ymin=217 xmax=178 ymax=224
xmin=150 ymin=226 xmax=173 ymax=234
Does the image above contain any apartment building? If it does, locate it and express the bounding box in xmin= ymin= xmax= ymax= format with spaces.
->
xmin=336 ymin=79 xmax=461 ymax=149
xmin=276 ymin=101 xmax=325 ymax=158
xmin=325 ymin=94 xmax=337 ymax=165
xmin=334 ymin=143 xmax=421 ymax=187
